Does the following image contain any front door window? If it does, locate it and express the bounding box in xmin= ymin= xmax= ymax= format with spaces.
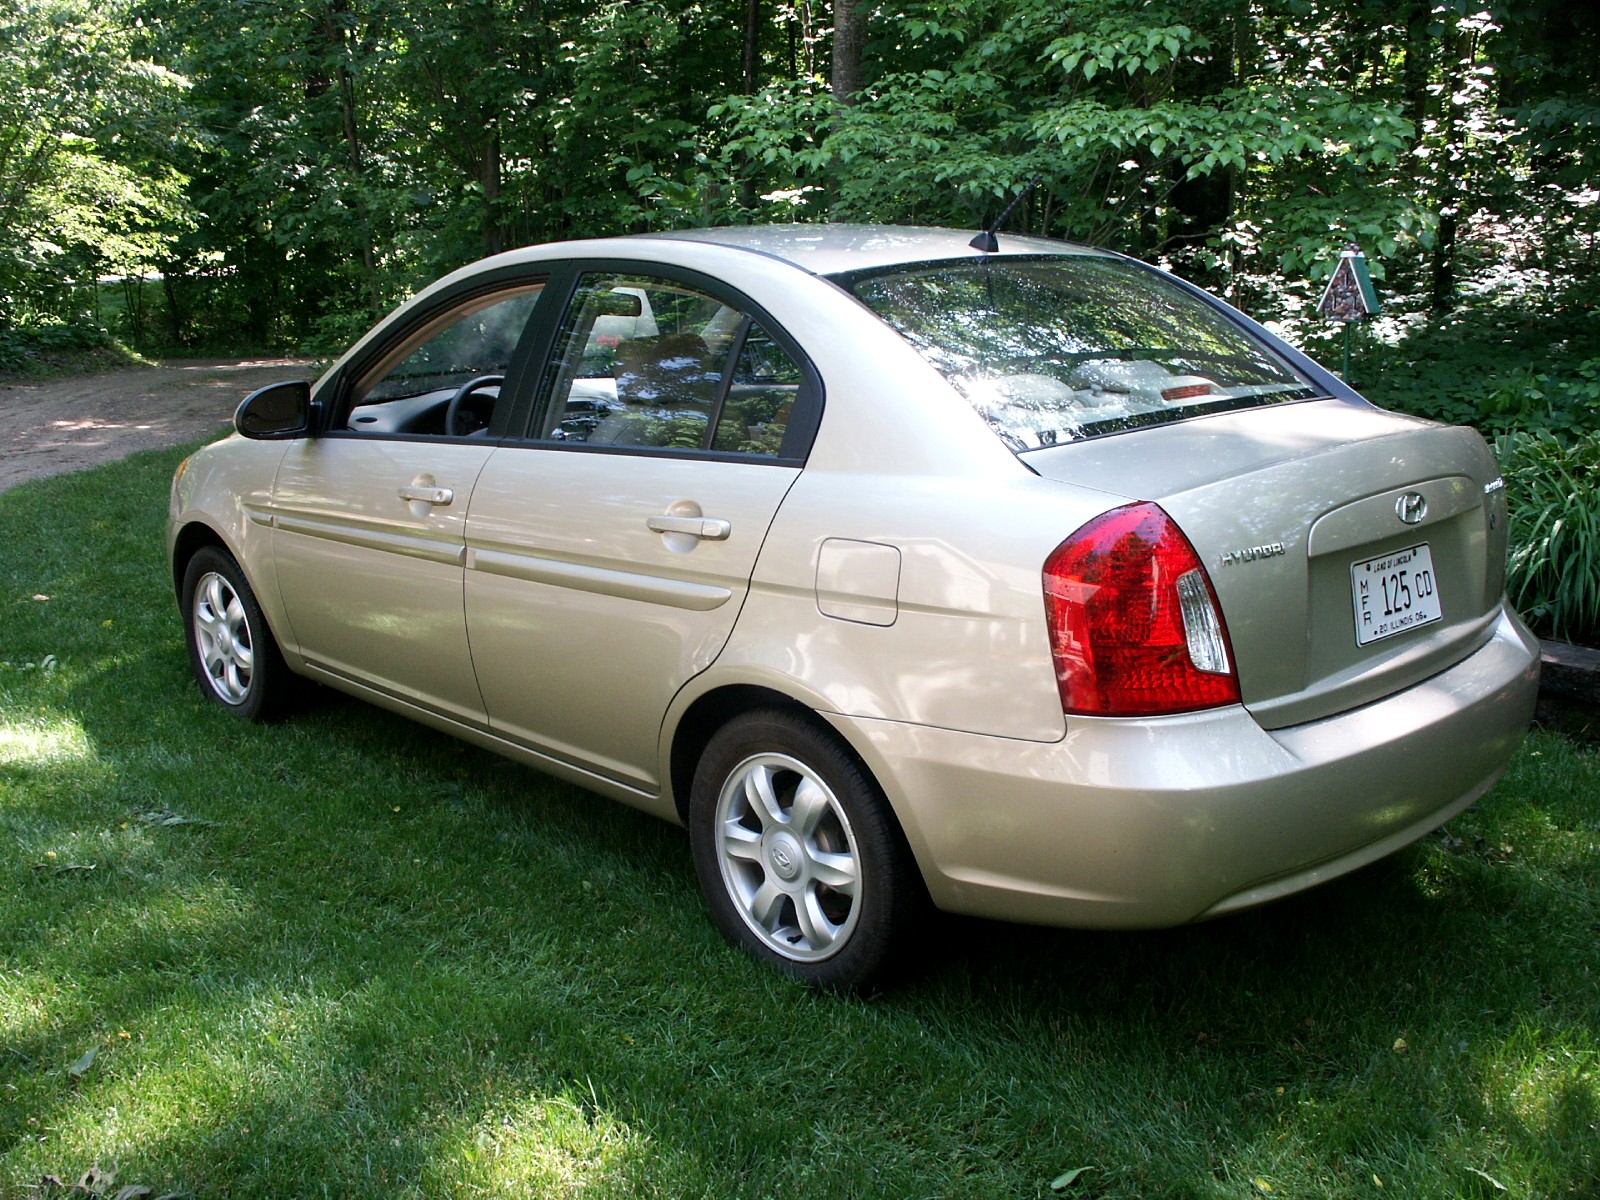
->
xmin=344 ymin=286 xmax=543 ymax=437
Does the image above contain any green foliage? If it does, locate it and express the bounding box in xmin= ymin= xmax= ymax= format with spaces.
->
xmin=3 ymin=0 xmax=1590 ymax=371
xmin=1354 ymin=291 xmax=1600 ymax=440
xmin=1478 ymin=359 xmax=1600 ymax=442
xmin=1495 ymin=430 xmax=1600 ymax=645
xmin=696 ymin=0 xmax=1447 ymax=314
xmin=0 ymin=0 xmax=193 ymax=334
xmin=1046 ymin=18 xmax=1201 ymax=81
xmin=1 ymin=0 xmax=1595 ymax=639
xmin=0 ymin=323 xmax=116 ymax=374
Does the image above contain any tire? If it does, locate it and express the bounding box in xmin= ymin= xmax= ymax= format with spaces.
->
xmin=180 ymin=546 xmax=294 ymax=721
xmin=689 ymin=709 xmax=924 ymax=990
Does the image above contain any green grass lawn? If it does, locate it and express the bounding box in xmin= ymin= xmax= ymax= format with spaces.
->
xmin=2 ymin=446 xmax=1597 ymax=1199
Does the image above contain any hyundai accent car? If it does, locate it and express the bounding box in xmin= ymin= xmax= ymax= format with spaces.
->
xmin=167 ymin=224 xmax=1540 ymax=988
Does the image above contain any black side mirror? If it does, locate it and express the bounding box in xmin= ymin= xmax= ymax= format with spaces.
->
xmin=594 ymin=290 xmax=643 ymax=317
xmin=235 ymin=381 xmax=313 ymax=439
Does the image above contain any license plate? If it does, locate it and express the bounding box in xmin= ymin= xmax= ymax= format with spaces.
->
xmin=1351 ymin=543 xmax=1443 ymax=646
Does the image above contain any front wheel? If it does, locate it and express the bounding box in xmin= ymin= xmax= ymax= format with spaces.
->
xmin=180 ymin=546 xmax=294 ymax=721
xmin=689 ymin=709 xmax=923 ymax=990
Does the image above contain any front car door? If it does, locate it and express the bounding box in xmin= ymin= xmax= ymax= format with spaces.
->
xmin=463 ymin=266 xmax=822 ymax=792
xmin=270 ymin=277 xmax=546 ymax=724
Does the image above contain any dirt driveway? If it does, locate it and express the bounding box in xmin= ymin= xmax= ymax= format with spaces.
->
xmin=0 ymin=357 xmax=319 ymax=493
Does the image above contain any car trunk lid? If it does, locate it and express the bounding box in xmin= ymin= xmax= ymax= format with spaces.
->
xmin=1026 ymin=398 xmax=1510 ymax=728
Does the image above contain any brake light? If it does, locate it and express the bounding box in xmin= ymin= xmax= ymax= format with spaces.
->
xmin=1042 ymin=502 xmax=1240 ymax=716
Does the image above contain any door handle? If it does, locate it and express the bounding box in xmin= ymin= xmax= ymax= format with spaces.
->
xmin=398 ymin=485 xmax=454 ymax=506
xmin=647 ymin=514 xmax=731 ymax=540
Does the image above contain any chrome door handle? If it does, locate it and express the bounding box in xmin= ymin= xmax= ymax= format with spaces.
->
xmin=647 ymin=514 xmax=731 ymax=540
xmin=398 ymin=485 xmax=455 ymax=506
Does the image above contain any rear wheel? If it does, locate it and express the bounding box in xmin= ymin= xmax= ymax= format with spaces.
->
xmin=181 ymin=546 xmax=294 ymax=721
xmin=689 ymin=709 xmax=922 ymax=990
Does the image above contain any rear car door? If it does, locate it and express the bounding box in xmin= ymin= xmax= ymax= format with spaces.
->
xmin=463 ymin=266 xmax=820 ymax=791
xmin=270 ymin=278 xmax=545 ymax=723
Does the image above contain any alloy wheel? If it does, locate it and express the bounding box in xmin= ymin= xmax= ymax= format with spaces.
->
xmin=713 ymin=752 xmax=863 ymax=962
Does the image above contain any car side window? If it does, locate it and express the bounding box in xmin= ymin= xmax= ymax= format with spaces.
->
xmin=712 ymin=324 xmax=802 ymax=456
xmin=343 ymin=285 xmax=543 ymax=437
xmin=535 ymin=272 xmax=799 ymax=456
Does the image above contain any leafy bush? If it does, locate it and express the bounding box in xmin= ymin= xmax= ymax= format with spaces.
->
xmin=1495 ymin=429 xmax=1600 ymax=645
xmin=1484 ymin=358 xmax=1600 ymax=439
xmin=302 ymin=307 xmax=383 ymax=357
xmin=1358 ymin=306 xmax=1600 ymax=441
xmin=0 ymin=322 xmax=116 ymax=373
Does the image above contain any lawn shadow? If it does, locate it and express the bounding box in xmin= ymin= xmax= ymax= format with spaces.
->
xmin=4 ymin=448 xmax=1596 ymax=1197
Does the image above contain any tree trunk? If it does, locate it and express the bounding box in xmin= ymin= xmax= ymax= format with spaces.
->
xmin=1429 ymin=21 xmax=1473 ymax=313
xmin=162 ymin=272 xmax=188 ymax=345
xmin=831 ymin=0 xmax=865 ymax=105
xmin=738 ymin=0 xmax=763 ymax=211
xmin=1430 ymin=210 xmax=1458 ymax=311
xmin=743 ymin=0 xmax=761 ymax=93
xmin=320 ymin=11 xmax=379 ymax=309
xmin=1401 ymin=0 xmax=1431 ymax=145
xmin=482 ymin=125 xmax=503 ymax=255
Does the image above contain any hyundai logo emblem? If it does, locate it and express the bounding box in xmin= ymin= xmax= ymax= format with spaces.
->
xmin=768 ymin=837 xmax=802 ymax=881
xmin=1395 ymin=492 xmax=1428 ymax=525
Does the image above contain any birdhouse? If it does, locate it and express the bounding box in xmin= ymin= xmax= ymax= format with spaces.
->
xmin=1317 ymin=244 xmax=1380 ymax=322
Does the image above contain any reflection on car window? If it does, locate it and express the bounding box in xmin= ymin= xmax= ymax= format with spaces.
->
xmin=848 ymin=257 xmax=1320 ymax=451
xmin=345 ymin=286 xmax=542 ymax=437
xmin=712 ymin=326 xmax=800 ymax=456
xmin=538 ymin=273 xmax=798 ymax=456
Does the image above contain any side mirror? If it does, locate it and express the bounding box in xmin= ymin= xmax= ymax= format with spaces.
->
xmin=235 ymin=381 xmax=313 ymax=439
xmin=594 ymin=290 xmax=644 ymax=317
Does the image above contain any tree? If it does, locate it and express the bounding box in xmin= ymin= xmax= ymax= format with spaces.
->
xmin=0 ymin=0 xmax=191 ymax=334
xmin=831 ymin=0 xmax=866 ymax=104
xmin=4 ymin=0 xmax=1592 ymax=353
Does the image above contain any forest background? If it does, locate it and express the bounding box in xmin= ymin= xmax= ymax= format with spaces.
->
xmin=2 ymin=0 xmax=1598 ymax=638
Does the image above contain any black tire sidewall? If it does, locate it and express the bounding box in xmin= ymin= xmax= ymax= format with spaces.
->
xmin=180 ymin=546 xmax=284 ymax=721
xmin=688 ymin=708 xmax=917 ymax=991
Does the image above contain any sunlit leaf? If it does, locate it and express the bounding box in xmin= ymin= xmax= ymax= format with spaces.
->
xmin=1050 ymin=1166 xmax=1094 ymax=1190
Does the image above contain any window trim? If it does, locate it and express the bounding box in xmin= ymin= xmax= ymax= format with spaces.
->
xmin=313 ymin=266 xmax=552 ymax=443
xmin=702 ymin=315 xmax=753 ymax=451
xmin=510 ymin=259 xmax=824 ymax=467
xmin=833 ymin=251 xmax=1332 ymax=451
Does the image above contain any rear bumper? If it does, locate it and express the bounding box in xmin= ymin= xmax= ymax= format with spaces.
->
xmin=830 ymin=604 xmax=1540 ymax=928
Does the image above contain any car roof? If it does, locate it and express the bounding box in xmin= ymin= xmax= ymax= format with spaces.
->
xmin=642 ymin=223 xmax=1110 ymax=276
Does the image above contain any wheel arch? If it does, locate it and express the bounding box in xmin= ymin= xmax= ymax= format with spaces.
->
xmin=170 ymin=518 xmax=234 ymax=597
xmin=664 ymin=682 xmax=927 ymax=895
xmin=667 ymin=683 xmax=814 ymax=825
xmin=170 ymin=515 xmax=299 ymax=672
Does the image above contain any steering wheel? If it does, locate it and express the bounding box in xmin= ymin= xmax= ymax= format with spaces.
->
xmin=444 ymin=374 xmax=505 ymax=437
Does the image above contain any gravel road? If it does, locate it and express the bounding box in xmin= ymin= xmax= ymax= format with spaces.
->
xmin=0 ymin=357 xmax=319 ymax=493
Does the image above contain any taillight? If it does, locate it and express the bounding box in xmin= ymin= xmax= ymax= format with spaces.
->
xmin=1160 ymin=383 xmax=1219 ymax=403
xmin=1042 ymin=502 xmax=1240 ymax=716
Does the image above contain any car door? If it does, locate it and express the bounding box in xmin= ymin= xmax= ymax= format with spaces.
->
xmin=463 ymin=267 xmax=821 ymax=791
xmin=270 ymin=279 xmax=546 ymax=724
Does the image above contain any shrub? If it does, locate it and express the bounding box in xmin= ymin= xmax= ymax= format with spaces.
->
xmin=0 ymin=322 xmax=115 ymax=373
xmin=1495 ymin=429 xmax=1600 ymax=646
xmin=1476 ymin=358 xmax=1600 ymax=441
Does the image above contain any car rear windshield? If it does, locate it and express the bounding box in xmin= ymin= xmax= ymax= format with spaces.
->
xmin=846 ymin=256 xmax=1321 ymax=451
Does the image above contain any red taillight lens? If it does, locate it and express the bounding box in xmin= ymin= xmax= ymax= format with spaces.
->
xmin=1160 ymin=383 xmax=1219 ymax=402
xmin=1042 ymin=502 xmax=1241 ymax=716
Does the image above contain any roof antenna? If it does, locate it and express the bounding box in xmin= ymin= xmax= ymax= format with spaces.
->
xmin=969 ymin=179 xmax=1040 ymax=253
